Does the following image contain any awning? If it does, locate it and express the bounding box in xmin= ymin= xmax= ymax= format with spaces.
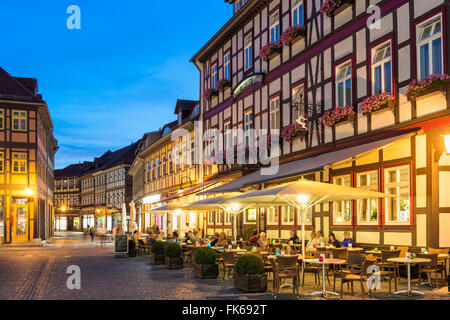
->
xmin=182 ymin=192 xmax=241 ymax=211
xmin=160 ymin=179 xmax=220 ymax=202
xmin=203 ymin=131 xmax=417 ymax=194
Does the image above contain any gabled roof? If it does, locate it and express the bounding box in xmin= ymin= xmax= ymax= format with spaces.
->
xmin=0 ymin=67 xmax=44 ymax=103
xmin=174 ymin=99 xmax=198 ymax=115
xmin=55 ymin=163 xmax=93 ymax=179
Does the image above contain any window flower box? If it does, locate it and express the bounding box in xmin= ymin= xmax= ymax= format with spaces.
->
xmin=281 ymin=122 xmax=308 ymax=143
xmin=320 ymin=0 xmax=354 ymax=17
xmin=216 ymin=79 xmax=232 ymax=91
xmin=280 ymin=25 xmax=307 ymax=46
xmin=321 ymin=106 xmax=355 ymax=127
xmin=406 ymin=74 xmax=450 ymax=101
xmin=203 ymin=88 xmax=218 ymax=100
xmin=359 ymin=92 xmax=396 ymax=115
xmin=259 ymin=43 xmax=283 ymax=61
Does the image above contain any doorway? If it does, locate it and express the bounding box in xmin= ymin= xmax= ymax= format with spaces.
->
xmin=12 ymin=198 xmax=29 ymax=242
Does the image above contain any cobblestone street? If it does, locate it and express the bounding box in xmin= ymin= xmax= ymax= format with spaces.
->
xmin=0 ymin=232 xmax=448 ymax=300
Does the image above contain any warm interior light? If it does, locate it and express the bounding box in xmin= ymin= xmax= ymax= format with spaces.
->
xmin=61 ymin=206 xmax=67 ymax=212
xmin=96 ymin=209 xmax=101 ymax=213
xmin=444 ymin=135 xmax=450 ymax=154
xmin=297 ymin=194 xmax=309 ymax=204
xmin=175 ymin=209 xmax=182 ymax=215
xmin=230 ymin=203 xmax=240 ymax=211
xmin=25 ymin=188 xmax=33 ymax=196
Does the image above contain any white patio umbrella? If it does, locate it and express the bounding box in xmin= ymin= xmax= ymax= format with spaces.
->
xmin=130 ymin=201 xmax=137 ymax=231
xmin=223 ymin=179 xmax=395 ymax=256
xmin=122 ymin=202 xmax=128 ymax=233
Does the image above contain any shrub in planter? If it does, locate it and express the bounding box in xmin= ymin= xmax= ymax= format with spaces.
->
xmin=321 ymin=105 xmax=355 ymax=127
xmin=203 ymin=88 xmax=218 ymax=100
xmin=150 ymin=241 xmax=166 ymax=265
xmin=406 ymin=74 xmax=450 ymax=100
xmin=359 ymin=92 xmax=395 ymax=115
xmin=233 ymin=254 xmax=267 ymax=292
xmin=280 ymin=25 xmax=306 ymax=46
xmin=128 ymin=239 xmax=137 ymax=257
xmin=165 ymin=243 xmax=183 ymax=269
xmin=216 ymin=79 xmax=232 ymax=91
xmin=259 ymin=43 xmax=283 ymax=61
xmin=193 ymin=247 xmax=219 ymax=279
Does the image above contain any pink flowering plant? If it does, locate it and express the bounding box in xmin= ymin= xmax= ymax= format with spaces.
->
xmin=406 ymin=74 xmax=450 ymax=100
xmin=280 ymin=25 xmax=306 ymax=46
xmin=281 ymin=122 xmax=308 ymax=143
xmin=215 ymin=79 xmax=231 ymax=91
xmin=203 ymin=88 xmax=218 ymax=100
xmin=320 ymin=0 xmax=350 ymax=17
xmin=359 ymin=92 xmax=395 ymax=114
xmin=321 ymin=106 xmax=355 ymax=127
xmin=259 ymin=43 xmax=283 ymax=61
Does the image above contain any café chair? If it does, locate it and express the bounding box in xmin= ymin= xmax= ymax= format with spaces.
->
xmin=417 ymin=253 xmax=445 ymax=288
xmin=376 ymin=250 xmax=400 ymax=295
xmin=221 ymin=251 xmax=236 ymax=282
xmin=337 ymin=256 xmax=377 ymax=299
xmin=271 ymin=256 xmax=300 ymax=299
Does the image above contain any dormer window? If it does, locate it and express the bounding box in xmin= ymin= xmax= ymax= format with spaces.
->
xmin=163 ymin=127 xmax=171 ymax=136
xmin=193 ymin=105 xmax=200 ymax=117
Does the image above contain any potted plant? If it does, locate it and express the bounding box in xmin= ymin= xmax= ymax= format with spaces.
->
xmin=164 ymin=243 xmax=183 ymax=269
xmin=320 ymin=0 xmax=354 ymax=17
xmin=406 ymin=74 xmax=450 ymax=101
xmin=359 ymin=92 xmax=395 ymax=115
xmin=321 ymin=105 xmax=355 ymax=127
xmin=216 ymin=79 xmax=232 ymax=91
xmin=280 ymin=25 xmax=306 ymax=46
xmin=192 ymin=247 xmax=219 ymax=279
xmin=203 ymin=88 xmax=218 ymax=100
xmin=150 ymin=241 xmax=166 ymax=265
xmin=281 ymin=122 xmax=308 ymax=143
xmin=259 ymin=42 xmax=283 ymax=61
xmin=233 ymin=254 xmax=267 ymax=292
xmin=128 ymin=239 xmax=137 ymax=257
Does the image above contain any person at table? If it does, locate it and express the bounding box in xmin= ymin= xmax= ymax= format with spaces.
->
xmin=249 ymin=231 xmax=259 ymax=245
xmin=210 ymin=233 xmax=219 ymax=246
xmin=328 ymin=233 xmax=341 ymax=248
xmin=289 ymin=230 xmax=299 ymax=244
xmin=341 ymin=231 xmax=355 ymax=248
xmin=316 ymin=231 xmax=325 ymax=246
xmin=306 ymin=232 xmax=317 ymax=249
xmin=257 ymin=232 xmax=269 ymax=248
xmin=217 ymin=232 xmax=228 ymax=246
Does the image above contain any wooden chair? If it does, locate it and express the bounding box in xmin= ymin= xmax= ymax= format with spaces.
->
xmin=429 ymin=248 xmax=449 ymax=280
xmin=221 ymin=251 xmax=236 ymax=282
xmin=337 ymin=256 xmax=376 ymax=299
xmin=376 ymin=250 xmax=400 ymax=295
xmin=417 ymin=253 xmax=445 ymax=288
xmin=137 ymin=239 xmax=146 ymax=255
xmin=271 ymin=256 xmax=300 ymax=299
xmin=331 ymin=248 xmax=348 ymax=260
xmin=334 ymin=252 xmax=363 ymax=291
xmin=396 ymin=246 xmax=409 ymax=258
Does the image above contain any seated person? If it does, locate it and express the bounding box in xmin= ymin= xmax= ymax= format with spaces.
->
xmin=341 ymin=231 xmax=354 ymax=248
xmin=315 ymin=231 xmax=325 ymax=246
xmin=217 ymin=232 xmax=228 ymax=246
xmin=306 ymin=232 xmax=316 ymax=249
xmin=210 ymin=233 xmax=219 ymax=246
xmin=131 ymin=230 xmax=140 ymax=242
xmin=166 ymin=234 xmax=175 ymax=243
xmin=289 ymin=230 xmax=299 ymax=244
xmin=328 ymin=233 xmax=341 ymax=248
xmin=249 ymin=231 xmax=259 ymax=244
xmin=257 ymin=232 xmax=269 ymax=248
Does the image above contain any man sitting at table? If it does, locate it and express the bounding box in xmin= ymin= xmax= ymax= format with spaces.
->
xmin=210 ymin=233 xmax=219 ymax=246
xmin=217 ymin=232 xmax=228 ymax=246
xmin=341 ymin=231 xmax=355 ymax=248
xmin=249 ymin=231 xmax=259 ymax=244
xmin=289 ymin=230 xmax=299 ymax=244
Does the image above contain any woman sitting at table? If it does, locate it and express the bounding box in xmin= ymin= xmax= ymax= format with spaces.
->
xmin=257 ymin=232 xmax=269 ymax=248
xmin=210 ymin=233 xmax=219 ymax=246
xmin=328 ymin=233 xmax=341 ymax=248
xmin=217 ymin=232 xmax=228 ymax=246
xmin=289 ymin=230 xmax=299 ymax=244
xmin=341 ymin=231 xmax=355 ymax=248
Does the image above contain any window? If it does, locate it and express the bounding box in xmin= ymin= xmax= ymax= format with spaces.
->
xmin=336 ymin=61 xmax=352 ymax=107
xmin=12 ymin=110 xmax=27 ymax=131
xmin=333 ymin=174 xmax=352 ymax=225
xmin=163 ymin=127 xmax=171 ymax=136
xmin=0 ymin=152 xmax=3 ymax=173
xmin=292 ymin=0 xmax=304 ymax=27
xmin=371 ymin=41 xmax=392 ymax=94
xmin=417 ymin=15 xmax=443 ymax=79
xmin=211 ymin=63 xmax=218 ymax=89
xmin=224 ymin=211 xmax=232 ymax=224
xmin=269 ymin=11 xmax=280 ymax=43
xmin=12 ymin=152 xmax=27 ymax=173
xmin=216 ymin=211 xmax=223 ymax=225
xmin=270 ymin=96 xmax=280 ymax=131
xmin=267 ymin=206 xmax=279 ymax=225
xmin=193 ymin=104 xmax=200 ymax=117
xmin=244 ymin=34 xmax=253 ymax=71
xmin=244 ymin=111 xmax=253 ymax=147
xmin=292 ymin=84 xmax=305 ymax=122
xmin=281 ymin=206 xmax=294 ymax=225
xmin=384 ymin=165 xmax=411 ymax=225
xmin=356 ymin=171 xmax=379 ymax=225
xmin=297 ymin=206 xmax=313 ymax=225
xmin=224 ymin=52 xmax=231 ymax=80
xmin=224 ymin=121 xmax=232 ymax=150
xmin=0 ymin=109 xmax=4 ymax=130
xmin=208 ymin=212 xmax=215 ymax=225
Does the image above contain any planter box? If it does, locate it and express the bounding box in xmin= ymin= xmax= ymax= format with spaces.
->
xmin=329 ymin=0 xmax=354 ymax=17
xmin=193 ymin=263 xmax=219 ymax=279
xmin=165 ymin=256 xmax=184 ymax=269
xmin=268 ymin=47 xmax=282 ymax=60
xmin=150 ymin=254 xmax=165 ymax=265
xmin=333 ymin=114 xmax=355 ymax=126
xmin=407 ymin=83 xmax=450 ymax=102
xmin=287 ymin=29 xmax=307 ymax=46
xmin=233 ymin=273 xmax=267 ymax=293
xmin=362 ymin=99 xmax=395 ymax=115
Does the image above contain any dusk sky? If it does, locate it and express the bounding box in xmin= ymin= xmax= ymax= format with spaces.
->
xmin=0 ymin=1 xmax=230 ymax=169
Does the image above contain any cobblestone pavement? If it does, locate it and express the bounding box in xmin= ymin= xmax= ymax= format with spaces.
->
xmin=0 ymin=232 xmax=449 ymax=300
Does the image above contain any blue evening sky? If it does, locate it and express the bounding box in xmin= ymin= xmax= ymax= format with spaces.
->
xmin=0 ymin=1 xmax=231 ymax=169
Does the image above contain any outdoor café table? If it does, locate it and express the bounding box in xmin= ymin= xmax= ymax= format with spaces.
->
xmin=303 ymin=258 xmax=346 ymax=298
xmin=387 ymin=257 xmax=431 ymax=296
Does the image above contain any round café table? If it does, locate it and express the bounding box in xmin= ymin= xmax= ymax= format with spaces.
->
xmin=304 ymin=258 xmax=346 ymax=298
xmin=388 ymin=257 xmax=431 ymax=296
